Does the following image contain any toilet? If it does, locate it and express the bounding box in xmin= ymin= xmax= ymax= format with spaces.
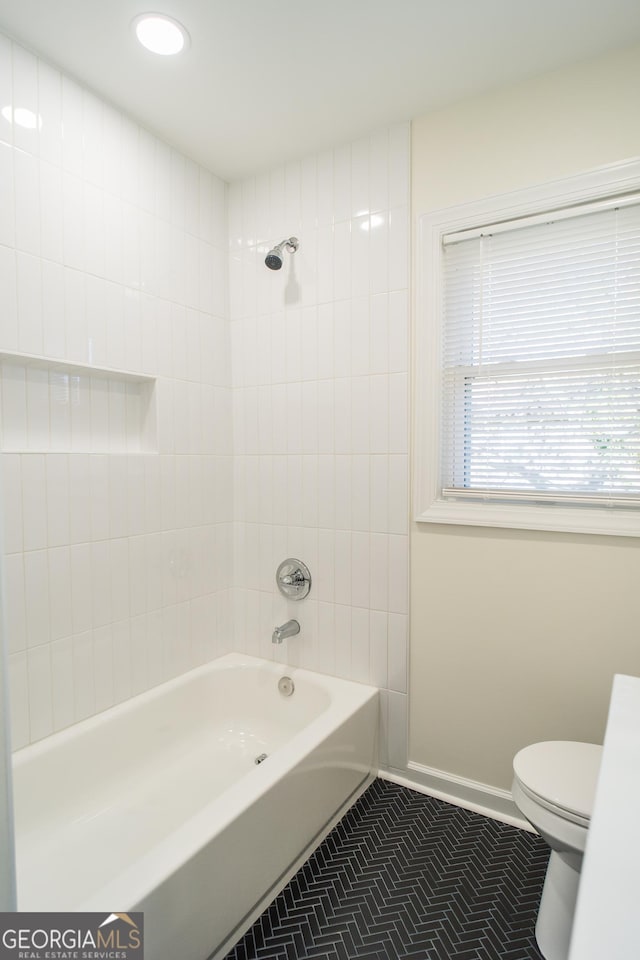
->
xmin=511 ymin=741 xmax=602 ymax=960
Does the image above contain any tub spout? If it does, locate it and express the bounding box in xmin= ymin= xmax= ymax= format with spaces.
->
xmin=272 ymin=619 xmax=300 ymax=644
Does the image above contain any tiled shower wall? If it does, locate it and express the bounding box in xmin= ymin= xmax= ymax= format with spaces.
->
xmin=0 ymin=32 xmax=411 ymax=768
xmin=0 ymin=35 xmax=233 ymax=748
xmin=229 ymin=126 xmax=410 ymax=769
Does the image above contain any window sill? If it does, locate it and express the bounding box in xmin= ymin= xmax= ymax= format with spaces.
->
xmin=416 ymin=497 xmax=640 ymax=538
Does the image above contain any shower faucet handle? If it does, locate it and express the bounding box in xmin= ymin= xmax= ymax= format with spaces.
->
xmin=276 ymin=558 xmax=311 ymax=600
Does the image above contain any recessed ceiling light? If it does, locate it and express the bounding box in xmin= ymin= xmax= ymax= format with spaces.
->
xmin=133 ymin=13 xmax=189 ymax=56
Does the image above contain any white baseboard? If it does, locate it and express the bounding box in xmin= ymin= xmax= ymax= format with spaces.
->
xmin=379 ymin=761 xmax=534 ymax=832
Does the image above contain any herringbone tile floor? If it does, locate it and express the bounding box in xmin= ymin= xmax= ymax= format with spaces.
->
xmin=226 ymin=778 xmax=548 ymax=960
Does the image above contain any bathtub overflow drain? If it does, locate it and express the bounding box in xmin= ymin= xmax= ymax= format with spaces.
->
xmin=255 ymin=753 xmax=268 ymax=765
xmin=278 ymin=676 xmax=295 ymax=697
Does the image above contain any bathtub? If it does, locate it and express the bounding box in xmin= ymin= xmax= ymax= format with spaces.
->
xmin=11 ymin=653 xmax=378 ymax=960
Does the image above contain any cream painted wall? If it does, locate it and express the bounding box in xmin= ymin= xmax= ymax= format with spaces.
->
xmin=410 ymin=43 xmax=640 ymax=792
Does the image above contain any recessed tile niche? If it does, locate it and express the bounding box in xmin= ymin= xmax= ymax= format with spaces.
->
xmin=0 ymin=353 xmax=157 ymax=454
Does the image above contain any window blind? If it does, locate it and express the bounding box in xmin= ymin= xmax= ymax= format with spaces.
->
xmin=440 ymin=197 xmax=640 ymax=504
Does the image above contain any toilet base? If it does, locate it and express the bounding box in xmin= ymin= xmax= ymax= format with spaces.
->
xmin=535 ymin=850 xmax=581 ymax=960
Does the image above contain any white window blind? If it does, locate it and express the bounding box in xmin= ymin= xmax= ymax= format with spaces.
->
xmin=440 ymin=196 xmax=640 ymax=506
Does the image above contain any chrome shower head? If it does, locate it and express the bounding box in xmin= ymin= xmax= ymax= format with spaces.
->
xmin=265 ymin=237 xmax=299 ymax=270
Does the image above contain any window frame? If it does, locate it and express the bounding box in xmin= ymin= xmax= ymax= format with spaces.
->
xmin=414 ymin=157 xmax=640 ymax=537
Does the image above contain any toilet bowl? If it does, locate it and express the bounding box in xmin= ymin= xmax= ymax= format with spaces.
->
xmin=512 ymin=741 xmax=602 ymax=960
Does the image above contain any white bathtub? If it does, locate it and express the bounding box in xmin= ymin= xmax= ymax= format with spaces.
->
xmin=12 ymin=653 xmax=378 ymax=960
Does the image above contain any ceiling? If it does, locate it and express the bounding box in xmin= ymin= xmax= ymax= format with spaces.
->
xmin=1 ymin=0 xmax=640 ymax=182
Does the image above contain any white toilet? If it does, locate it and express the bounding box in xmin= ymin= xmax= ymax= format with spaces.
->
xmin=512 ymin=741 xmax=602 ymax=960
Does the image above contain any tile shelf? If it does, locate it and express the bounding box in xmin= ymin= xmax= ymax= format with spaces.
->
xmin=0 ymin=351 xmax=158 ymax=455
xmin=0 ymin=351 xmax=156 ymax=384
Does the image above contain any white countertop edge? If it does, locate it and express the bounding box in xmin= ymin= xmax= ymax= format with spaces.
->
xmin=569 ymin=673 xmax=640 ymax=960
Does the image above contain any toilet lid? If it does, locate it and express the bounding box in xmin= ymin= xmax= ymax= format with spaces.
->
xmin=513 ymin=741 xmax=602 ymax=822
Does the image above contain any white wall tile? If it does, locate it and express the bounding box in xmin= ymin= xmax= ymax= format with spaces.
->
xmin=389 ymin=123 xmax=410 ymax=209
xmin=5 ymin=552 xmax=26 ymax=653
xmin=0 ymin=34 xmax=12 ymax=147
xmin=351 ymin=216 xmax=370 ymax=298
xmin=314 ymin=600 xmax=334 ymax=676
xmin=316 ymin=304 xmax=334 ymax=380
xmin=90 ymin=539 xmax=111 ymax=628
xmin=41 ymin=260 xmax=65 ymax=359
xmin=334 ymin=455 xmax=352 ymax=531
xmin=388 ymin=454 xmax=409 ymax=535
xmin=350 ymin=607 xmax=370 ymax=683
xmin=351 ymin=377 xmax=370 ymax=454
xmin=333 ymin=300 xmax=351 ymax=379
xmin=388 ymin=533 xmax=408 ymax=615
xmin=45 ymin=454 xmax=69 ymax=546
xmin=286 ymin=456 xmax=303 ymax=527
xmin=70 ymin=543 xmax=92 ymax=635
xmin=300 ymin=380 xmax=318 ymax=455
xmin=16 ymin=252 xmax=43 ymax=355
xmin=388 ymin=612 xmax=408 ymax=693
xmin=370 ymin=609 xmax=388 ymax=688
xmin=88 ymin=453 xmax=109 ymax=542
xmin=0 ymin=245 xmax=18 ymax=350
xmin=317 ymin=455 xmax=335 ymax=529
xmin=370 ymin=532 xmax=389 ymax=612
xmin=333 ymin=144 xmax=351 ymax=223
xmin=351 ymin=532 xmax=371 ymax=609
xmin=45 ymin=544 xmax=72 ymax=647
xmin=12 ymin=45 xmax=39 ymax=157
xmin=85 ymin=277 xmax=107 ymax=370
xmin=369 ymin=129 xmax=389 ymax=214
xmin=92 ymin=624 xmax=114 ymax=714
xmin=351 ymin=138 xmax=370 ymax=218
xmin=317 ymin=225 xmax=334 ymax=305
xmin=333 ymin=220 xmax=351 ymax=301
xmin=333 ymin=529 xmax=351 ymax=607
xmin=27 ymin=644 xmax=53 ymax=742
xmin=62 ymin=172 xmax=84 ymax=272
xmin=388 ymin=289 xmax=408 ymax=374
xmin=14 ymin=148 xmax=41 ymax=256
xmin=68 ymin=454 xmax=90 ymax=543
xmin=24 ymin=548 xmax=50 ymax=647
xmin=22 ymin=453 xmax=47 ymax=550
xmin=387 ymin=371 xmax=408 ymax=457
xmin=9 ymin=652 xmax=30 ymax=749
xmin=351 ymin=455 xmax=370 ymax=532
xmin=389 ymin=205 xmax=409 ymax=291
xmin=72 ymin=630 xmax=95 ymax=722
xmin=64 ymin=266 xmax=86 ymax=363
xmin=108 ymin=455 xmax=128 ymax=538
xmin=2 ymin=362 xmax=27 ymax=449
xmin=129 ymin=613 xmax=149 ymax=695
xmin=350 ymin=297 xmax=370 ymax=377
xmin=333 ymin=602 xmax=352 ymax=679
xmin=370 ymin=211 xmax=389 ymax=296
xmin=110 ymin=537 xmax=130 ymax=623
xmin=370 ymin=455 xmax=389 ymax=534
xmin=316 ymin=151 xmax=334 ymax=228
xmin=333 ymin=378 xmax=351 ymax=455
xmin=0 ymin=142 xmax=14 ymax=248
xmin=38 ymin=60 xmax=62 ymax=167
xmin=2 ymin=454 xmax=23 ymax=553
xmin=51 ymin=636 xmax=74 ymax=732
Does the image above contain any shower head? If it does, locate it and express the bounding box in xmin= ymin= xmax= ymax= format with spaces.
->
xmin=265 ymin=237 xmax=299 ymax=270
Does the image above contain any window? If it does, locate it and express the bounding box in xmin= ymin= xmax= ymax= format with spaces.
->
xmin=415 ymin=159 xmax=640 ymax=536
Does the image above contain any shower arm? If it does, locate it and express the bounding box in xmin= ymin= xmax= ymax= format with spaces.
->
xmin=280 ymin=237 xmax=299 ymax=253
